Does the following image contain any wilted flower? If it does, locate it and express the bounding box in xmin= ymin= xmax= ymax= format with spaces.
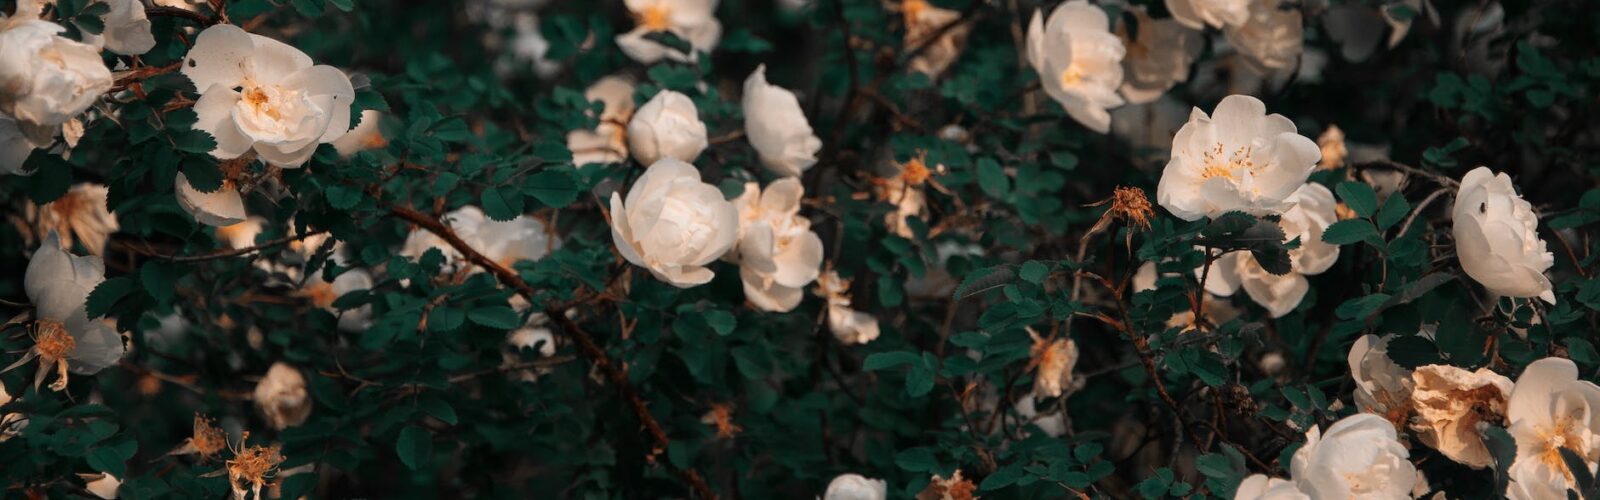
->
xmin=1117 ymin=8 xmax=1203 ymax=104
xmin=732 ymin=178 xmax=823 ymax=312
xmin=20 ymin=183 xmax=119 ymax=256
xmin=0 ymin=18 xmax=113 ymax=133
xmin=823 ymin=473 xmax=887 ymax=500
xmin=701 ymin=402 xmax=741 ymax=439
xmin=331 ymin=110 xmax=387 ymax=158
xmin=225 ymin=437 xmax=285 ymax=500
xmin=628 ymin=90 xmax=708 ymax=166
xmin=1087 ymin=186 xmax=1153 ymax=244
xmin=11 ymin=237 xmax=125 ymax=391
xmin=1224 ymin=0 xmax=1304 ymax=72
xmin=1288 ymin=413 xmax=1416 ymax=498
xmin=743 ymin=65 xmax=822 ymax=177
xmin=610 ymin=158 xmax=739 ymax=288
xmin=815 ymin=271 xmax=880 ymax=344
xmin=1505 ymin=357 xmax=1600 ymax=500
xmin=873 ymin=157 xmax=932 ymax=239
xmin=615 ymin=0 xmax=722 ymax=64
xmin=1452 ymin=166 xmax=1556 ymax=304
xmin=1156 ymin=95 xmax=1320 ymax=221
xmin=183 ymin=25 xmax=355 ymax=168
xmin=1027 ymin=329 xmax=1079 ymax=399
xmin=1409 ymin=364 xmax=1512 ymax=469
xmin=900 ymin=0 xmax=971 ymax=77
xmin=1348 ymin=334 xmax=1414 ymax=429
xmin=170 ymin=413 xmax=229 ymax=460
xmin=1201 ymin=183 xmax=1339 ymax=318
xmin=1322 ymin=1 xmax=1431 ymax=62
xmin=84 ymin=0 xmax=155 ymax=56
xmin=1026 ymin=0 xmax=1126 ymax=133
xmin=916 ymin=470 xmax=976 ymax=500
xmin=1316 ymin=125 xmax=1346 ymax=170
xmin=1166 ymin=0 xmax=1250 ymax=30
xmin=254 ymin=362 xmax=311 ymax=430
xmin=568 ymin=76 xmax=637 ymax=166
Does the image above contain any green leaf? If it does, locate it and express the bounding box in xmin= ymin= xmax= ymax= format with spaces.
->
xmin=1336 ymin=181 xmax=1379 ymax=218
xmin=980 ymin=464 xmax=1024 ymax=491
xmin=1375 ymin=193 xmax=1410 ymax=232
xmin=523 ymin=170 xmax=581 ymax=208
xmin=481 ymin=186 xmax=524 ymax=221
xmin=291 ymin=0 xmax=324 ymax=17
xmin=977 ymin=158 xmax=1008 ymax=198
xmin=86 ymin=439 xmax=136 ymax=478
xmin=428 ymin=306 xmax=466 ymax=333
xmin=171 ymin=129 xmax=218 ymax=155
xmin=467 ymin=306 xmax=521 ymax=330
xmin=1322 ymin=219 xmax=1379 ymax=246
xmin=894 ymin=447 xmax=940 ymax=474
xmin=325 ymin=184 xmax=363 ymax=210
xmin=862 ymin=351 xmax=922 ymax=371
xmin=395 ymin=425 xmax=432 ymax=471
xmin=1019 ymin=261 xmax=1050 ymax=284
xmin=86 ymin=277 xmax=136 ymax=319
xmin=905 ymin=365 xmax=935 ymax=397
xmin=140 ymin=261 xmax=180 ymax=302
xmin=703 ymin=310 xmax=736 ymax=336
xmin=953 ymin=266 xmax=1015 ymax=301
xmin=26 ymin=154 xmax=72 ymax=204
xmin=328 ymin=0 xmax=354 ymax=11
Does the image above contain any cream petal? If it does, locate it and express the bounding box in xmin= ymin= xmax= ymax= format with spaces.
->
xmin=175 ymin=173 xmax=247 ymax=227
xmin=770 ymin=230 xmax=823 ymax=288
xmin=26 ymin=238 xmax=103 ymax=321
xmin=741 ymin=266 xmax=803 ymax=313
xmin=191 ymin=85 xmax=254 ymax=159
xmin=244 ymin=33 xmax=315 ymax=84
xmin=1201 ymin=251 xmax=1245 ymax=296
xmin=182 ymin=25 xmax=255 ymax=92
xmin=738 ymin=222 xmax=778 ymax=274
xmin=281 ymin=66 xmax=356 ymax=143
xmin=1507 ymin=357 xmax=1578 ymax=430
xmin=63 ymin=314 xmax=124 ymax=375
xmin=253 ymin=139 xmax=322 ymax=169
xmin=1241 ymin=270 xmax=1307 ymax=318
xmin=608 ymin=193 xmax=647 ymax=267
xmin=615 ymin=28 xmax=672 ymax=64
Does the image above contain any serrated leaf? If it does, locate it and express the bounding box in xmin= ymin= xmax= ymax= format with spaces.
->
xmin=863 ymin=351 xmax=922 ymax=371
xmin=953 ymin=266 xmax=1015 ymax=301
xmin=428 ymin=306 xmax=466 ymax=332
xmin=524 ymin=170 xmax=581 ymax=208
xmin=140 ymin=261 xmax=180 ymax=302
xmin=467 ymin=306 xmax=520 ymax=330
xmin=1336 ymin=181 xmax=1378 ymax=218
xmin=1322 ymin=219 xmax=1379 ymax=246
xmin=86 ymin=277 xmax=135 ymax=319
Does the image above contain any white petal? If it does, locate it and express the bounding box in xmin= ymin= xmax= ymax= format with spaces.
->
xmin=182 ymin=25 xmax=256 ymax=92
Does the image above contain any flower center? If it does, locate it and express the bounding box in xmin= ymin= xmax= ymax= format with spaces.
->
xmin=302 ymin=281 xmax=338 ymax=309
xmin=902 ymin=0 xmax=928 ymax=21
xmin=243 ymin=86 xmax=284 ymax=121
xmin=35 ymin=319 xmax=76 ymax=360
xmin=637 ymin=5 xmax=673 ymax=31
xmin=901 ymin=157 xmax=931 ymax=186
xmin=1059 ymin=64 xmax=1086 ymax=88
xmin=1537 ymin=416 xmax=1592 ymax=483
xmin=192 ymin=414 xmax=228 ymax=459
xmin=1199 ymin=143 xmax=1256 ymax=181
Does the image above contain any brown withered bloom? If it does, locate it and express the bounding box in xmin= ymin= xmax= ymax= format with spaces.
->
xmin=226 ymin=435 xmax=285 ymax=500
xmin=171 ymin=414 xmax=228 ymax=460
xmin=1086 ymin=186 xmax=1153 ymax=247
xmin=701 ymin=403 xmax=742 ymax=439
xmin=1317 ymin=125 xmax=1347 ymax=170
xmin=916 ymin=470 xmax=977 ymax=500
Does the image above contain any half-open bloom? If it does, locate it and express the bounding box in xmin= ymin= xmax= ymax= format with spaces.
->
xmin=731 ymin=179 xmax=823 ymax=312
xmin=1026 ymin=0 xmax=1126 ymax=133
xmin=1452 ymin=166 xmax=1556 ymax=304
xmin=743 ymin=65 xmax=822 ymax=177
xmin=628 ymin=90 xmax=708 ymax=166
xmin=610 ymin=158 xmax=739 ymax=287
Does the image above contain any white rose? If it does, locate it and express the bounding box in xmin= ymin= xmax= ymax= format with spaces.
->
xmin=609 ymin=158 xmax=739 ymax=288
xmin=1452 ymin=166 xmax=1556 ymax=304
xmin=823 ymin=473 xmax=887 ymax=500
xmin=815 ymin=271 xmax=879 ymax=344
xmin=254 ymin=362 xmax=311 ymax=430
xmin=1118 ymin=10 xmax=1203 ymax=104
xmin=1166 ymin=0 xmax=1250 ymax=30
xmin=1289 ymin=413 xmax=1416 ymax=499
xmin=1224 ymin=0 xmax=1304 ymax=72
xmin=331 ymin=109 xmax=386 ymax=158
xmin=0 ymin=20 xmax=113 ymax=130
xmin=742 ymin=64 xmax=822 ymax=177
xmin=1409 ymin=364 xmax=1513 ymax=469
xmin=1026 ymin=0 xmax=1126 ymax=133
xmin=1347 ymin=334 xmax=1414 ymax=422
xmin=174 ymin=172 xmax=247 ymax=227
xmin=568 ymin=76 xmax=637 ymax=166
xmin=1505 ymin=357 xmax=1600 ymax=500
xmin=628 ymin=90 xmax=708 ymax=166
xmin=1233 ymin=474 xmax=1308 ymax=500
xmin=182 ymin=25 xmax=355 ymax=168
xmin=1202 ymin=183 xmax=1339 ymax=317
xmin=731 ymin=179 xmax=823 ymax=312
xmin=614 ymin=0 xmax=722 ymax=64
xmin=502 ymin=313 xmax=557 ymax=383
xmin=85 ymin=0 xmax=155 ymax=56
xmin=1156 ymin=94 xmax=1320 ymax=221
xmin=23 ymin=236 xmax=126 ymax=391
xmin=400 ymin=206 xmax=557 ymax=273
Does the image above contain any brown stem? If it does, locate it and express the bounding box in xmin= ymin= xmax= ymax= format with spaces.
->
xmin=387 ymin=204 xmax=716 ymax=499
xmin=165 ymin=230 xmax=329 ymax=263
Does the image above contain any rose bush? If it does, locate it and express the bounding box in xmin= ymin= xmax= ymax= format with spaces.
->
xmin=0 ymin=0 xmax=1598 ymax=498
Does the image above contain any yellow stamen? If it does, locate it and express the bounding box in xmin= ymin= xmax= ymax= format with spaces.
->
xmin=637 ymin=5 xmax=672 ymax=31
xmin=35 ymin=320 xmax=75 ymax=361
xmin=1059 ymin=64 xmax=1085 ymax=88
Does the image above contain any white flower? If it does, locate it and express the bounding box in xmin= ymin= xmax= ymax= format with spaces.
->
xmin=1012 ymin=396 xmax=1067 ymax=437
xmin=24 ymin=183 xmax=119 ymax=256
xmin=502 ymin=313 xmax=556 ymax=383
xmin=1029 ymin=329 xmax=1079 ymax=399
xmin=1505 ymin=357 xmax=1600 ymax=500
xmin=1166 ymin=0 xmax=1250 ymax=30
xmin=85 ymin=0 xmax=155 ymax=56
xmin=1290 ymin=413 xmax=1416 ymax=499
xmin=873 ymin=158 xmax=930 ymax=239
xmin=610 ymin=158 xmax=739 ymax=288
xmin=1156 ymin=94 xmax=1320 ymax=221
xmin=1026 ymin=0 xmax=1126 ymax=133
xmin=1223 ymin=0 xmax=1304 ymax=72
xmin=1118 ymin=9 xmax=1203 ymax=104
xmin=1452 ymin=166 xmax=1556 ymax=304
xmin=0 ymin=19 xmax=113 ymax=131
xmin=901 ymin=0 xmax=971 ymax=77
xmin=331 ymin=110 xmax=386 ymax=158
xmin=731 ymin=179 xmax=823 ymax=312
xmin=1134 ymin=261 xmax=1241 ymax=330
xmin=183 ymin=24 xmax=355 ymax=168
xmin=400 ymin=206 xmax=557 ymax=274
xmin=82 ymin=472 xmax=120 ymax=499
xmin=743 ymin=65 xmax=822 ymax=177
xmin=822 ymin=473 xmax=887 ymax=500
xmin=175 ymin=172 xmax=247 ymax=227
xmin=615 ymin=0 xmax=722 ymax=64
xmin=1348 ymin=334 xmax=1414 ymax=428
xmin=508 ymin=13 xmax=561 ymax=79
xmin=0 ymin=113 xmax=47 ymax=175
xmin=1233 ymin=474 xmax=1308 ymax=500
xmin=628 ymin=90 xmax=708 ymax=166
xmin=568 ymin=76 xmax=636 ymax=166
xmin=17 ymin=236 xmax=125 ymax=391
xmin=1202 ymin=183 xmax=1339 ymax=317
xmin=300 ymin=268 xmax=373 ymax=332
xmin=254 ymin=362 xmax=311 ymax=430
xmin=1409 ymin=364 xmax=1513 ymax=469
xmin=815 ymin=271 xmax=879 ymax=344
